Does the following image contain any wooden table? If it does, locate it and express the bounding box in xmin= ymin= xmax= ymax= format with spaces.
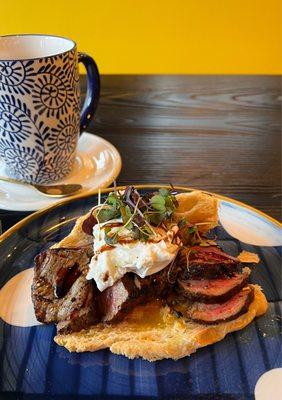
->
xmin=1 ymin=75 xmax=281 ymax=231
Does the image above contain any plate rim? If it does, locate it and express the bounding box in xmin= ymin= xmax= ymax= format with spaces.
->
xmin=0 ymin=184 xmax=281 ymax=244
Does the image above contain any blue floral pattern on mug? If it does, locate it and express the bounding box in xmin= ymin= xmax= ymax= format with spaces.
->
xmin=0 ymin=44 xmax=80 ymax=184
xmin=0 ymin=94 xmax=43 ymax=145
xmin=36 ymin=152 xmax=75 ymax=183
xmin=0 ymin=140 xmax=43 ymax=181
xmin=47 ymin=113 xmax=79 ymax=155
xmin=0 ymin=60 xmax=36 ymax=95
xmin=32 ymin=64 xmax=75 ymax=119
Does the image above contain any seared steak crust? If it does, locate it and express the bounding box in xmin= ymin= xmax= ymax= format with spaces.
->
xmin=32 ymin=242 xmax=257 ymax=333
xmin=178 ymin=246 xmax=243 ymax=280
xmin=31 ymin=247 xmax=99 ymax=334
xmin=32 ymin=247 xmax=171 ymax=330
xmin=178 ymin=268 xmax=250 ymax=304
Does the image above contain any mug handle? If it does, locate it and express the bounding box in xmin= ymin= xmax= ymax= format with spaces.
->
xmin=78 ymin=52 xmax=100 ymax=133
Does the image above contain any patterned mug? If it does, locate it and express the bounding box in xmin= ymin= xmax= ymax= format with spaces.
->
xmin=0 ymin=34 xmax=100 ymax=184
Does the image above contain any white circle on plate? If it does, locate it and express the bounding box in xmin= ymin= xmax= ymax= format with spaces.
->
xmin=219 ymin=200 xmax=282 ymax=246
xmin=0 ymin=132 xmax=122 ymax=211
xmin=255 ymin=368 xmax=282 ymax=400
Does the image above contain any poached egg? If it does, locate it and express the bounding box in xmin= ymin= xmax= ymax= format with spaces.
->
xmin=86 ymin=219 xmax=180 ymax=291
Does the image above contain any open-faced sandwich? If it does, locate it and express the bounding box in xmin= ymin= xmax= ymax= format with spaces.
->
xmin=31 ymin=187 xmax=268 ymax=361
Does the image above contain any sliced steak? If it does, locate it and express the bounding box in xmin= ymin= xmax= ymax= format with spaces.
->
xmin=32 ymin=247 xmax=100 ymax=333
xmin=99 ymin=274 xmax=140 ymax=323
xmin=178 ymin=246 xmax=243 ymax=280
xmin=100 ymin=267 xmax=170 ymax=323
xmin=178 ymin=268 xmax=250 ymax=303
xmin=171 ymin=286 xmax=254 ymax=324
xmin=32 ymin=246 xmax=171 ymax=329
xmin=56 ymin=275 xmax=98 ymax=333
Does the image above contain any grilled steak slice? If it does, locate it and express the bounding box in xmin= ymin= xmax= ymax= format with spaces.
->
xmin=178 ymin=246 xmax=243 ymax=280
xmin=56 ymin=275 xmax=98 ymax=333
xmin=100 ymin=267 xmax=170 ymax=323
xmin=99 ymin=275 xmax=139 ymax=323
xmin=178 ymin=268 xmax=250 ymax=303
xmin=32 ymin=247 xmax=99 ymax=333
xmin=171 ymin=286 xmax=254 ymax=324
xmin=32 ymin=246 xmax=171 ymax=329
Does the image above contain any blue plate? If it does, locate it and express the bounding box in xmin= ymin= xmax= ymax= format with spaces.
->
xmin=0 ymin=186 xmax=281 ymax=399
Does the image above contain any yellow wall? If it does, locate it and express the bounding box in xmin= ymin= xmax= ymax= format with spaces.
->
xmin=1 ymin=0 xmax=281 ymax=74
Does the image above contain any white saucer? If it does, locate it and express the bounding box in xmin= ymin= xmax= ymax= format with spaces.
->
xmin=0 ymin=132 xmax=122 ymax=211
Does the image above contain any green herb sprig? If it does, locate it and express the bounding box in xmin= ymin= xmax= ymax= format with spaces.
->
xmin=177 ymin=219 xmax=217 ymax=247
xmin=95 ymin=186 xmax=178 ymax=243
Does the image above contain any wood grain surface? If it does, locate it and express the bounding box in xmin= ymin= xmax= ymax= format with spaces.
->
xmin=0 ymin=75 xmax=281 ymax=231
xmin=88 ymin=75 xmax=281 ymax=219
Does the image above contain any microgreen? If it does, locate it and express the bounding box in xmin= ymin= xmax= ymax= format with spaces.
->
xmin=138 ymin=223 xmax=155 ymax=242
xmin=104 ymin=226 xmax=118 ymax=245
xmin=120 ymin=205 xmax=133 ymax=229
xmin=177 ymin=219 xmax=214 ymax=248
xmin=150 ymin=194 xmax=166 ymax=212
xmin=95 ymin=186 xmax=178 ymax=243
xmin=96 ymin=206 xmax=120 ymax=223
xmin=96 ymin=192 xmax=123 ymax=223
xmin=178 ymin=219 xmax=188 ymax=229
xmin=147 ymin=188 xmax=178 ymax=225
xmin=159 ymin=188 xmax=170 ymax=197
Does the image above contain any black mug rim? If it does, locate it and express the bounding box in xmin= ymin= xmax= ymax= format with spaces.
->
xmin=0 ymin=34 xmax=77 ymax=62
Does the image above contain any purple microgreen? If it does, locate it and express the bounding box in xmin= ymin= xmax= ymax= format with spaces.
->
xmin=95 ymin=186 xmax=178 ymax=243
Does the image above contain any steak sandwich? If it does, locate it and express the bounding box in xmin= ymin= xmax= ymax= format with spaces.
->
xmin=31 ymin=187 xmax=267 ymax=361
